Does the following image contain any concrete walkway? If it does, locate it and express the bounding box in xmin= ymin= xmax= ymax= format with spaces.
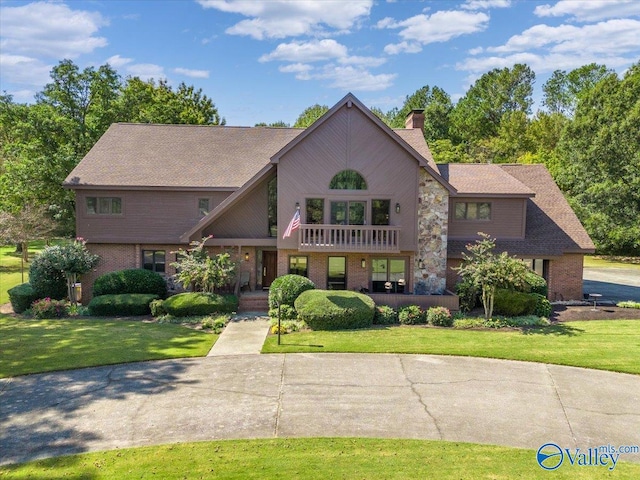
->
xmin=1 ymin=354 xmax=639 ymax=466
xmin=208 ymin=314 xmax=271 ymax=356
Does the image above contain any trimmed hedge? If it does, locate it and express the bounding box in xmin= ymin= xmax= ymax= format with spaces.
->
xmin=294 ymin=290 xmax=374 ymax=330
xmin=493 ymin=289 xmax=537 ymax=317
xmin=93 ymin=269 xmax=167 ymax=298
xmin=88 ymin=293 xmax=159 ymax=316
xmin=29 ymin=253 xmax=67 ymax=300
xmin=163 ymin=292 xmax=238 ymax=317
xmin=268 ymin=274 xmax=316 ymax=309
xmin=8 ymin=283 xmax=39 ymax=314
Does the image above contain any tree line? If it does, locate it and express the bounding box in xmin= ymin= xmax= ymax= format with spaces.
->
xmin=1 ymin=60 xmax=638 ymax=255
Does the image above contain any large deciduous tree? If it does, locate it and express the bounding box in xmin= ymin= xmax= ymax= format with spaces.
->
xmin=293 ymin=104 xmax=329 ymax=128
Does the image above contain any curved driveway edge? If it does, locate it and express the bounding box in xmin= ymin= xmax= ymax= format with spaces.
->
xmin=1 ymin=354 xmax=639 ymax=465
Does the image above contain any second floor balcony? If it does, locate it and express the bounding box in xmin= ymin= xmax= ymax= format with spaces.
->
xmin=298 ymin=224 xmax=400 ymax=253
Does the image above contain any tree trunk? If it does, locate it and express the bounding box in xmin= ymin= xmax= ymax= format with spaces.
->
xmin=21 ymin=241 xmax=28 ymax=263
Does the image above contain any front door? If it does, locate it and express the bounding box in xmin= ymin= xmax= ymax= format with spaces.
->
xmin=262 ymin=251 xmax=277 ymax=289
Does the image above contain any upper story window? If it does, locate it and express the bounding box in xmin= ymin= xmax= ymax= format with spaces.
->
xmin=306 ymin=198 xmax=324 ymax=224
xmin=198 ymin=198 xmax=210 ymax=217
xmin=268 ymin=177 xmax=277 ymax=236
xmin=371 ymin=200 xmax=390 ymax=226
xmin=86 ymin=197 xmax=122 ymax=215
xmin=455 ymin=202 xmax=491 ymax=221
xmin=329 ymin=170 xmax=367 ymax=190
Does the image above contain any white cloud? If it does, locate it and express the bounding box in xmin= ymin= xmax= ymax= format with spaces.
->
xmin=105 ymin=55 xmax=134 ymax=68
xmin=462 ymin=0 xmax=511 ymax=10
xmin=279 ymin=63 xmax=313 ymax=73
xmin=340 ymin=55 xmax=386 ymax=67
xmin=307 ymin=65 xmax=396 ymax=91
xmin=259 ymin=39 xmax=348 ymax=63
xmin=0 ymin=1 xmax=108 ymax=58
xmin=125 ymin=63 xmax=166 ymax=81
xmin=197 ymin=0 xmax=372 ymax=39
xmin=0 ymin=53 xmax=52 ymax=87
xmin=174 ymin=67 xmax=210 ymax=79
xmin=534 ymin=0 xmax=640 ymax=22
xmin=379 ymin=10 xmax=490 ymax=53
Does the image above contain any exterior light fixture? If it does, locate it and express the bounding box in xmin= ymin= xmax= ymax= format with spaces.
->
xmin=395 ymin=203 xmax=401 ymax=214
xmin=244 ymin=252 xmax=250 ymax=262
xmin=361 ymin=258 xmax=366 ymax=269
xmin=418 ymin=258 xmax=425 ymax=269
xmin=384 ymin=281 xmax=392 ymax=292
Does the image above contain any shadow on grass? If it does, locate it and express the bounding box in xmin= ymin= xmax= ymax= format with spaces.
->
xmin=521 ymin=323 xmax=585 ymax=336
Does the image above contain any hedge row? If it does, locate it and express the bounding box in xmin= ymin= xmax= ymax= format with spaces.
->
xmin=88 ymin=294 xmax=159 ymax=316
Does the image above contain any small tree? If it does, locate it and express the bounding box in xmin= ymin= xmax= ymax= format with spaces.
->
xmin=171 ymin=237 xmax=237 ymax=293
xmin=46 ymin=238 xmax=100 ymax=303
xmin=454 ymin=233 xmax=529 ymax=320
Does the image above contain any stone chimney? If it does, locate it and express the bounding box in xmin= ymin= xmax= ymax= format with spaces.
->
xmin=405 ymin=109 xmax=425 ymax=131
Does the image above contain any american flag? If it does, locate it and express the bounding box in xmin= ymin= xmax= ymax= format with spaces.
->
xmin=282 ymin=209 xmax=301 ymax=239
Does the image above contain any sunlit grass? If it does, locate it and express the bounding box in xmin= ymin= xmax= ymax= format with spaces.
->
xmin=584 ymin=255 xmax=640 ymax=269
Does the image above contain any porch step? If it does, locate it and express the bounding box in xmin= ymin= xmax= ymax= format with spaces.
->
xmin=238 ymin=293 xmax=269 ymax=313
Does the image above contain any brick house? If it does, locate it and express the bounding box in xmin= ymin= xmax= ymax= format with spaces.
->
xmin=64 ymin=93 xmax=594 ymax=304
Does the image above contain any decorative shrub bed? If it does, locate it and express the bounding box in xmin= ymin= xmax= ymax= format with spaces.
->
xmin=7 ymin=283 xmax=39 ymax=314
xmin=373 ymin=305 xmax=399 ymax=325
xmin=88 ymin=293 xmax=159 ymax=316
xmin=493 ymin=289 xmax=537 ymax=317
xmin=162 ymin=292 xmax=238 ymax=317
xmin=398 ymin=305 xmax=426 ymax=325
xmin=294 ymin=290 xmax=375 ymax=330
xmin=31 ymin=298 xmax=68 ymax=319
xmin=427 ymin=306 xmax=453 ymax=327
xmin=93 ymin=269 xmax=167 ymax=298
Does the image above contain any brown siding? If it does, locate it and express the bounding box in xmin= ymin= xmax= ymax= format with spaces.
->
xmin=277 ymin=105 xmax=422 ymax=252
xmin=76 ymin=190 xmax=231 ymax=244
xmin=448 ymin=197 xmax=526 ymax=240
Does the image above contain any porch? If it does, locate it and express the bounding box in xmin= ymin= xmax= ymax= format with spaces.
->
xmin=298 ymin=224 xmax=400 ymax=253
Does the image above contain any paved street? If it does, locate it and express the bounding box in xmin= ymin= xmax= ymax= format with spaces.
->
xmin=583 ymin=267 xmax=640 ymax=302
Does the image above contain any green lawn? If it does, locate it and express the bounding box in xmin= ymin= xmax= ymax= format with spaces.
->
xmin=584 ymin=255 xmax=640 ymax=269
xmin=0 ymin=241 xmax=56 ymax=305
xmin=2 ymin=438 xmax=638 ymax=479
xmin=263 ymin=320 xmax=640 ymax=375
xmin=0 ymin=314 xmax=217 ymax=378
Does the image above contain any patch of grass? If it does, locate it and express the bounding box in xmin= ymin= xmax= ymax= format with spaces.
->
xmin=263 ymin=320 xmax=640 ymax=375
xmin=2 ymin=438 xmax=638 ymax=479
xmin=584 ymin=255 xmax=640 ymax=269
xmin=0 ymin=314 xmax=217 ymax=378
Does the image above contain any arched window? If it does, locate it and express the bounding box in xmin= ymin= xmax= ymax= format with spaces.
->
xmin=329 ymin=170 xmax=367 ymax=190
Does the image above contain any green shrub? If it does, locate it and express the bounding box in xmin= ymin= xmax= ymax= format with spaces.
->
xmin=455 ymin=278 xmax=479 ymax=313
xmin=87 ymin=293 xmax=159 ymax=316
xmin=31 ymin=298 xmax=68 ymax=319
xmin=163 ymin=292 xmax=238 ymax=317
xmin=531 ymin=293 xmax=552 ymax=317
xmin=618 ymin=301 xmax=640 ymax=309
xmin=398 ymin=305 xmax=426 ymax=325
xmin=201 ymin=315 xmax=228 ymax=333
xmin=373 ymin=305 xmax=399 ymax=325
xmin=269 ymin=318 xmax=306 ymax=334
xmin=268 ymin=274 xmax=316 ymax=309
xmin=93 ymin=269 xmax=167 ymax=298
xmin=493 ymin=289 xmax=537 ymax=317
xmin=454 ymin=315 xmax=550 ymax=329
xmin=8 ymin=283 xmax=39 ymax=314
xmin=294 ymin=290 xmax=374 ymax=330
xmin=150 ymin=298 xmax=168 ymax=317
xmin=427 ymin=306 xmax=453 ymax=327
xmin=523 ymin=271 xmax=548 ymax=296
xmin=29 ymin=252 xmax=67 ymax=300
xmin=268 ymin=305 xmax=298 ymax=320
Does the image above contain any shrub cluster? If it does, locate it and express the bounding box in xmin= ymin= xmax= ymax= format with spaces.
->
xmin=93 ymin=269 xmax=167 ymax=298
xmin=455 ymin=278 xmax=479 ymax=313
xmin=8 ymin=283 xmax=39 ymax=314
xmin=28 ymin=253 xmax=67 ymax=300
xmin=295 ymin=290 xmax=374 ymax=330
xmin=162 ymin=292 xmax=238 ymax=317
xmin=398 ymin=305 xmax=426 ymax=325
xmin=268 ymin=274 xmax=316 ymax=310
xmin=523 ymin=271 xmax=548 ymax=296
xmin=31 ymin=298 xmax=68 ymax=319
xmin=268 ymin=305 xmax=298 ymax=321
xmin=531 ymin=293 xmax=552 ymax=317
xmin=493 ymin=289 xmax=537 ymax=317
xmin=618 ymin=301 xmax=640 ymax=309
xmin=427 ymin=306 xmax=453 ymax=327
xmin=373 ymin=305 xmax=399 ymax=325
xmin=88 ymin=294 xmax=159 ymax=316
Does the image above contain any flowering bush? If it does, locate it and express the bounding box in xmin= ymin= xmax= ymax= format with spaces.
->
xmin=398 ymin=305 xmax=426 ymax=325
xmin=31 ymin=298 xmax=68 ymax=319
xmin=427 ymin=306 xmax=453 ymax=327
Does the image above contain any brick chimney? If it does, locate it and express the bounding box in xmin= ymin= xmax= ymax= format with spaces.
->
xmin=405 ymin=109 xmax=425 ymax=131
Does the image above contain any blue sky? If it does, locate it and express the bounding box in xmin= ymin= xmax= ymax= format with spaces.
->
xmin=1 ymin=0 xmax=639 ymax=125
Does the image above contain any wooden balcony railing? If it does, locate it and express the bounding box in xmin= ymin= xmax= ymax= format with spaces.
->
xmin=298 ymin=224 xmax=400 ymax=253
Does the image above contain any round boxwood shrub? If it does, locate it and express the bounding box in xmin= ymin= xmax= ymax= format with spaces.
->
xmin=163 ymin=292 xmax=238 ymax=317
xmin=398 ymin=305 xmax=426 ymax=325
xmin=493 ymin=289 xmax=537 ymax=317
xmin=427 ymin=306 xmax=453 ymax=327
xmin=29 ymin=252 xmax=67 ymax=300
xmin=268 ymin=274 xmax=315 ymax=310
xmin=88 ymin=293 xmax=159 ymax=316
xmin=7 ymin=283 xmax=39 ymax=314
xmin=294 ymin=290 xmax=374 ymax=330
xmin=93 ymin=269 xmax=167 ymax=298
xmin=531 ymin=293 xmax=552 ymax=318
xmin=373 ymin=305 xmax=399 ymax=325
xmin=268 ymin=305 xmax=298 ymax=321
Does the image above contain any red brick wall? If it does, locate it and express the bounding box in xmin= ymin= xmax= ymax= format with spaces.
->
xmin=548 ymin=254 xmax=585 ymax=301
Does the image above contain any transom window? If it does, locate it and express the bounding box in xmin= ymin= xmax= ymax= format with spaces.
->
xmin=329 ymin=170 xmax=367 ymax=190
xmin=86 ymin=197 xmax=122 ymax=215
xmin=455 ymin=202 xmax=491 ymax=221
xmin=143 ymin=250 xmax=165 ymax=273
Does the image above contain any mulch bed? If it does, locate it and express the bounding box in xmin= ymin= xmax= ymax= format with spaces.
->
xmin=552 ymin=305 xmax=640 ymax=322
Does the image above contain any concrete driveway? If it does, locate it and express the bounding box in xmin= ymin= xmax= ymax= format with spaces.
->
xmin=584 ymin=267 xmax=640 ymax=302
xmin=2 ymin=354 xmax=639 ymax=466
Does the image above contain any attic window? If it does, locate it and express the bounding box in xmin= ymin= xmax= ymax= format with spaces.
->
xmin=455 ymin=202 xmax=491 ymax=221
xmin=86 ymin=197 xmax=122 ymax=215
xmin=329 ymin=170 xmax=367 ymax=190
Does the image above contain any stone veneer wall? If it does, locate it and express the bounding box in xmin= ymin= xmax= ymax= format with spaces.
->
xmin=415 ymin=168 xmax=449 ymax=294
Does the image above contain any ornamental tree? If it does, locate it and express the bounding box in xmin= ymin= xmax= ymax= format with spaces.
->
xmin=45 ymin=238 xmax=100 ymax=303
xmin=171 ymin=237 xmax=238 ymax=293
xmin=454 ymin=233 xmax=529 ymax=320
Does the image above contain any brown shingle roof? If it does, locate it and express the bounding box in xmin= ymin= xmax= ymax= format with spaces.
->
xmin=64 ymin=123 xmax=304 ymax=189
xmin=438 ymin=163 xmax=534 ymax=196
xmin=448 ymin=164 xmax=595 ymax=256
xmin=393 ymin=128 xmax=438 ymax=171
